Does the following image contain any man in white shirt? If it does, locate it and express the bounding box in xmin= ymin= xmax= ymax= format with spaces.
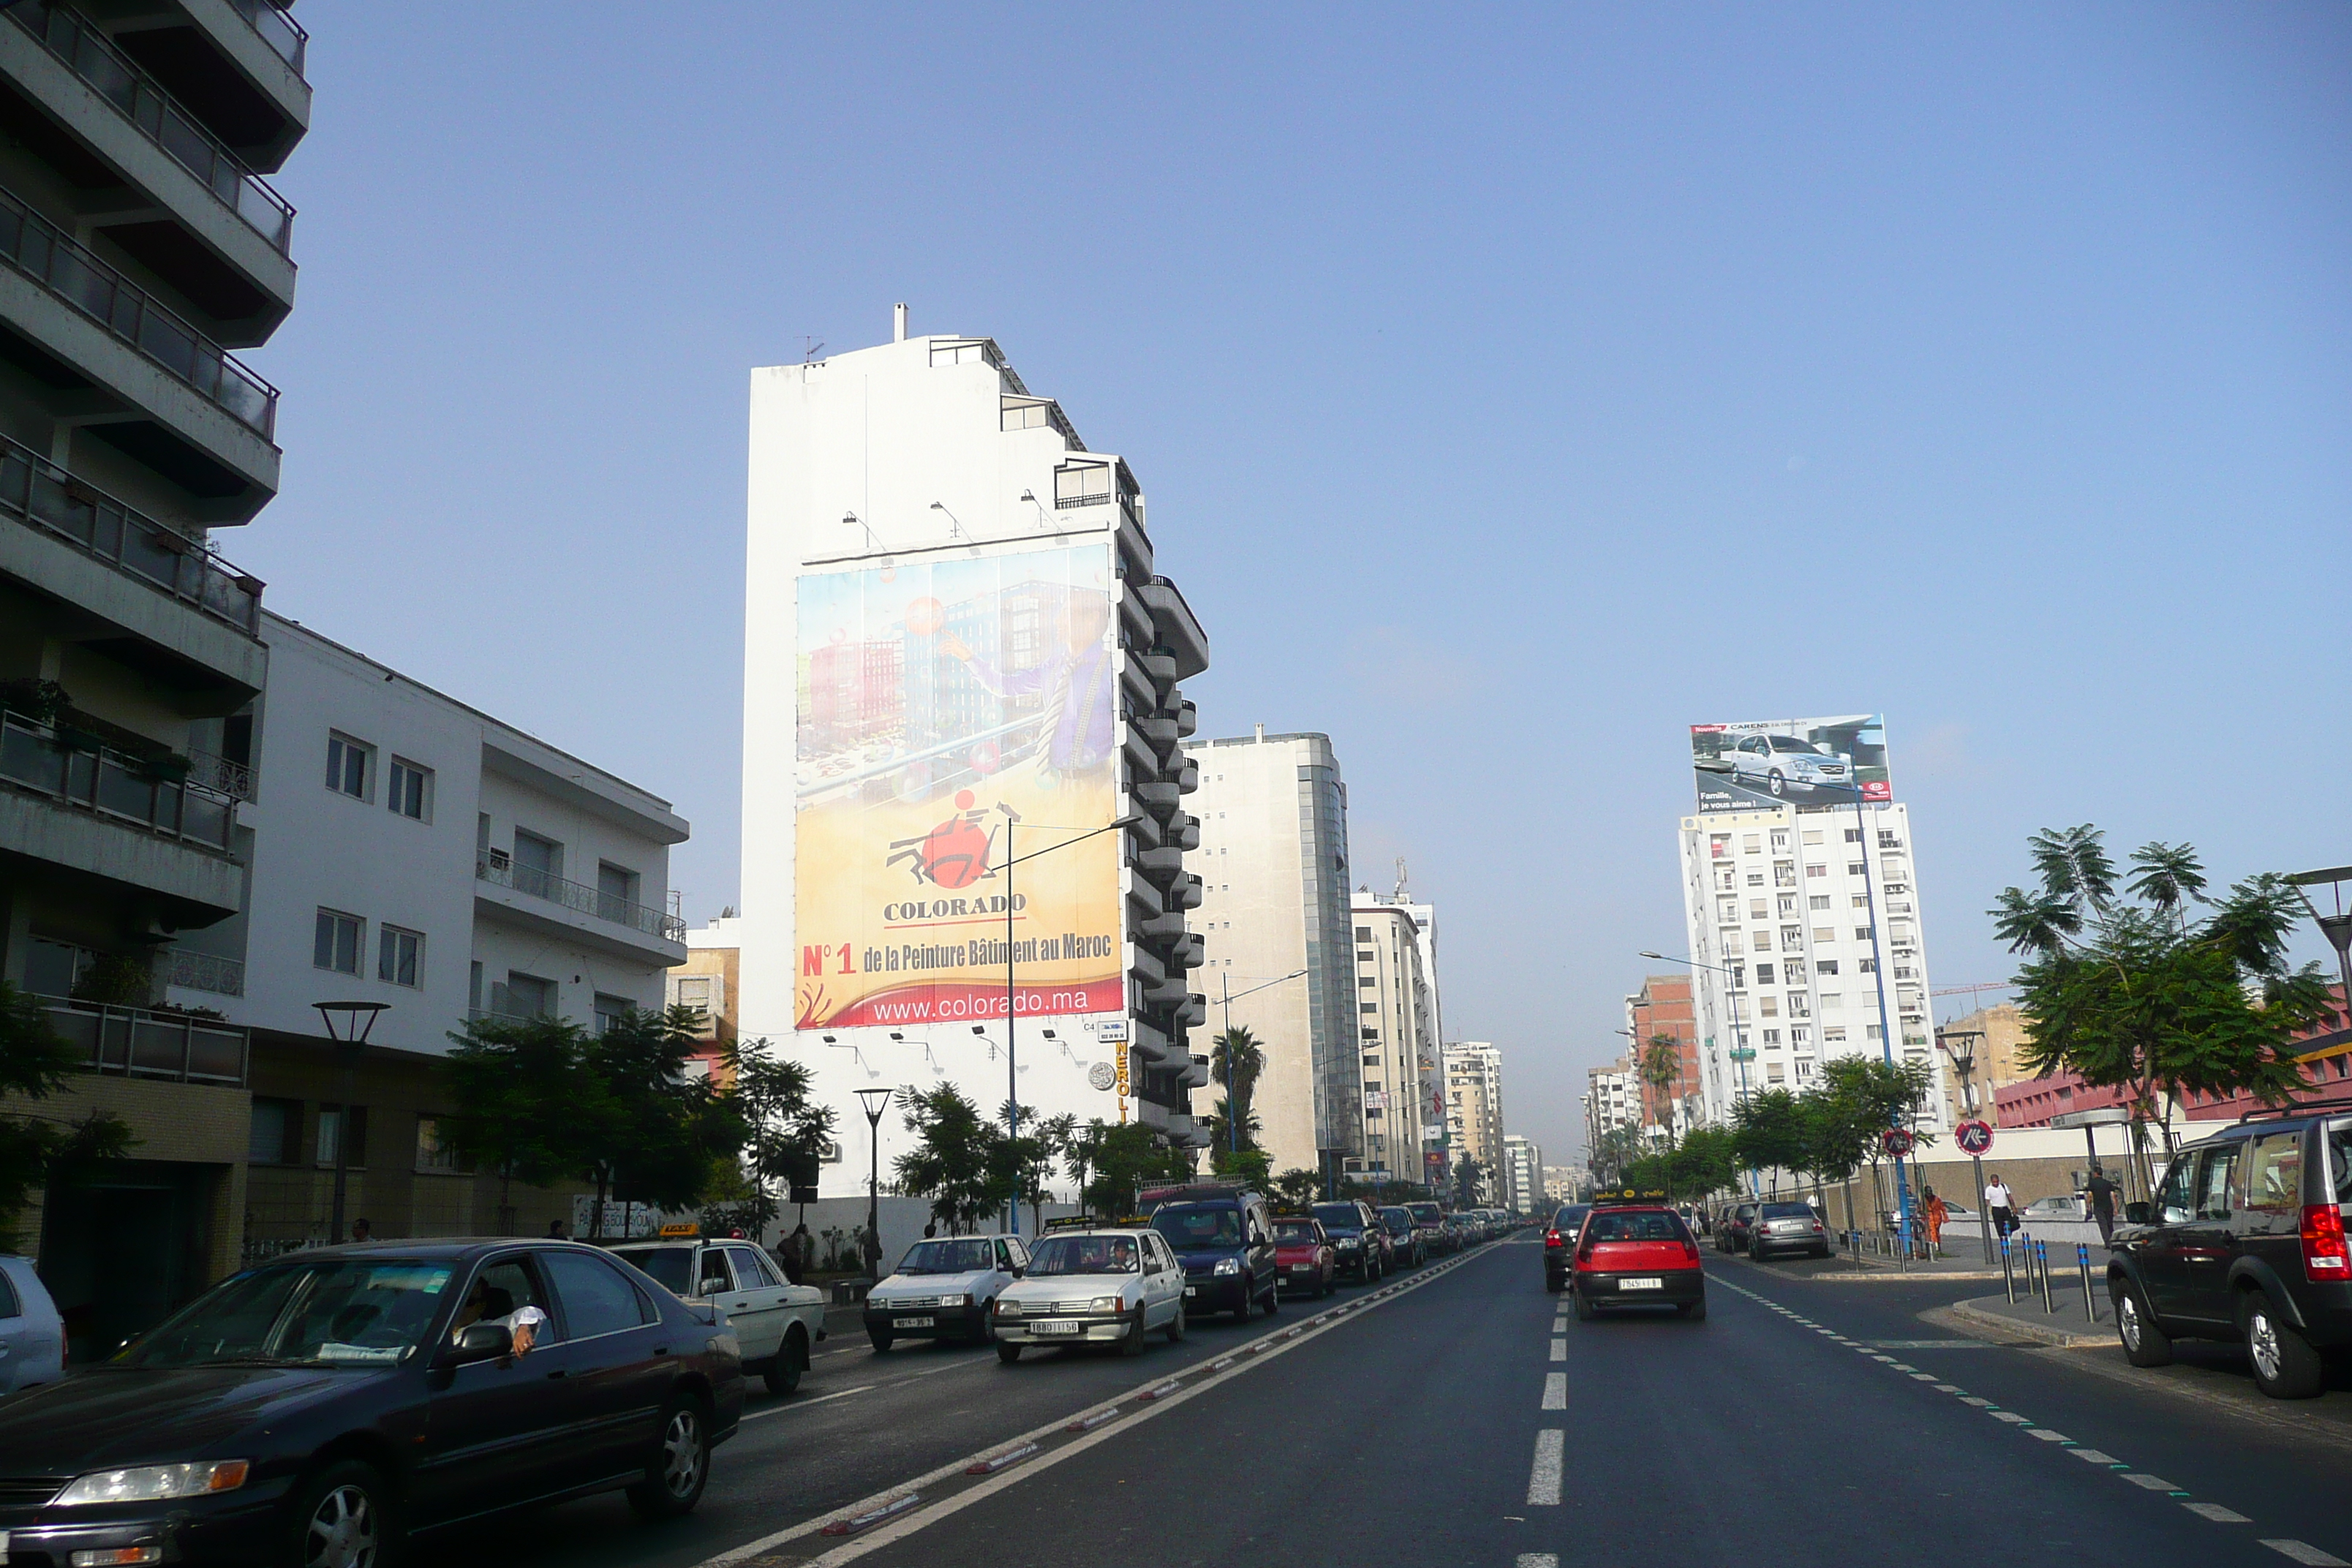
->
xmin=1984 ymin=1175 xmax=2017 ymax=1238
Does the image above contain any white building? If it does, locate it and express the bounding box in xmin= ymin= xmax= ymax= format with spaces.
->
xmin=1352 ymin=891 xmax=1439 ymax=1191
xmin=1585 ymin=1059 xmax=1638 ymax=1172
xmin=1676 ymin=802 xmax=1949 ymax=1128
xmin=1185 ymin=728 xmax=1358 ymax=1186
xmin=736 ymin=316 xmax=1212 ymax=1204
xmin=1443 ymin=1041 xmax=1506 ymax=1202
xmin=1501 ymin=1132 xmax=1542 ymax=1214
xmin=159 ymin=611 xmax=688 ymax=1248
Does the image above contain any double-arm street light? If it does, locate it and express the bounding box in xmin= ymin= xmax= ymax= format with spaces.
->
xmin=992 ymin=813 xmax=1141 ymax=1235
xmin=1215 ymin=969 xmax=1308 ymax=1153
xmin=313 ymin=1000 xmax=388 ymax=1243
xmin=856 ymin=1086 xmax=892 ymax=1281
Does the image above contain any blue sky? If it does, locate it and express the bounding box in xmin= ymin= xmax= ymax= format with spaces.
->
xmin=241 ymin=4 xmax=2351 ymax=1166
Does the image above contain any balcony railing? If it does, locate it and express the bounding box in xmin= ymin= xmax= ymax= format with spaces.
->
xmin=0 ymin=711 xmax=235 ymax=852
xmin=33 ymin=992 xmax=246 ymax=1084
xmin=0 ymin=183 xmax=278 ymax=437
xmin=6 ymin=1 xmax=295 ymax=253
xmin=0 ymin=432 xmax=262 ymax=635
xmin=184 ymin=745 xmax=252 ymax=799
xmin=475 ymin=851 xmax=687 ymax=943
xmin=224 ymin=0 xmax=306 ymax=77
xmin=165 ymin=948 xmax=244 ymax=997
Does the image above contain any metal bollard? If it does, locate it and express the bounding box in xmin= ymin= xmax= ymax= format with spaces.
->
xmin=2036 ymin=1239 xmax=2053 ymax=1313
xmin=2001 ymin=1235 xmax=2015 ymax=1304
xmin=2077 ymin=1243 xmax=2097 ymax=1322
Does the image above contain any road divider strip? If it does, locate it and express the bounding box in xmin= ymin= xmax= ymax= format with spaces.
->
xmin=962 ymin=1444 xmax=1037 ymax=1477
xmin=1066 ymin=1408 xmax=1122 ymax=1432
xmin=818 ymin=1493 xmax=921 ymax=1537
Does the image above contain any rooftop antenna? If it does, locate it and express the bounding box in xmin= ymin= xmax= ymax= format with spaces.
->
xmin=802 ymin=336 xmax=824 ymax=364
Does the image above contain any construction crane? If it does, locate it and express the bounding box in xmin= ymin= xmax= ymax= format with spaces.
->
xmin=1932 ymin=982 xmax=2012 ymax=1000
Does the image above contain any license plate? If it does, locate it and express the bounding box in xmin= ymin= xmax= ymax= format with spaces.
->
xmin=1620 ymin=1277 xmax=1663 ymax=1290
xmin=1291 ymin=1265 xmax=1311 ymax=1273
xmin=894 ymin=1316 xmax=935 ymax=1328
xmin=1032 ymin=1319 xmax=1082 ymax=1335
xmin=1183 ymin=1286 xmax=1196 ymax=1297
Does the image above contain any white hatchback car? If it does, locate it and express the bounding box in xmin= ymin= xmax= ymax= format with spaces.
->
xmin=866 ymin=1234 xmax=1030 ymax=1351
xmin=611 ymin=1237 xmax=825 ymax=1394
xmin=991 ymin=1226 xmax=1187 ymax=1363
xmin=0 ymin=1257 xmax=63 ymax=1392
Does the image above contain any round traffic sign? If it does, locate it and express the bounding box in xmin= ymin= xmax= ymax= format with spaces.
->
xmin=1955 ymin=1119 xmax=1994 ymax=1156
xmin=1880 ymin=1128 xmax=1916 ymax=1158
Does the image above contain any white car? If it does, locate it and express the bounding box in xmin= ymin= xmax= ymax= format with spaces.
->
xmin=0 ymin=1257 xmax=63 ymax=1392
xmin=866 ymin=1234 xmax=1031 ymax=1350
xmin=611 ymin=1237 xmax=825 ymax=1394
xmin=990 ymin=1226 xmax=1188 ymax=1362
xmin=1727 ymin=734 xmax=1852 ymax=796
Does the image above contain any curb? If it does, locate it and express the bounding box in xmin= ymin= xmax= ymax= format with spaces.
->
xmin=1949 ymin=1296 xmax=2112 ymax=1349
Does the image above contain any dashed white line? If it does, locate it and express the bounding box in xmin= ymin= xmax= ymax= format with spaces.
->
xmin=1527 ymin=1429 xmax=1564 ymax=1506
xmin=2262 ymin=1542 xmax=2351 ymax=1567
xmin=2070 ymin=1449 xmax=2122 ymax=1466
xmin=2120 ymin=1474 xmax=2178 ymax=1492
xmin=1517 ymin=1556 xmax=1560 ymax=1568
xmin=1549 ymin=1338 xmax=1567 ymax=1362
xmin=1542 ymin=1373 xmax=1566 ymax=1409
xmin=2029 ymin=1430 xmax=2071 ymax=1443
xmin=2185 ymin=1504 xmax=2250 ymax=1523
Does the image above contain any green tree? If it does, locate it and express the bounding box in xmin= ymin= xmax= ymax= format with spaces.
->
xmin=440 ymin=1013 xmax=598 ymax=1229
xmin=1209 ymin=1144 xmax=1273 ymax=1190
xmin=1732 ymin=1089 xmax=1808 ymax=1182
xmin=1994 ymin=827 xmax=2339 ymax=1186
xmin=1207 ymin=1028 xmax=1266 ymax=1150
xmin=1071 ymin=1120 xmax=1187 ymax=1216
xmin=0 ymin=981 xmax=134 ymax=1249
xmin=1199 ymin=1095 xmax=1262 ymax=1156
xmin=1640 ymin=1033 xmax=1682 ymax=1110
xmin=725 ymin=1037 xmax=837 ymax=1238
xmin=1670 ymin=1126 xmax=1739 ymax=1197
xmin=1452 ymin=1156 xmax=1482 ymax=1209
xmin=1271 ymin=1166 xmax=1322 ymax=1207
xmin=893 ymin=1082 xmax=1000 ymax=1233
xmin=585 ymin=1006 xmax=747 ymax=1233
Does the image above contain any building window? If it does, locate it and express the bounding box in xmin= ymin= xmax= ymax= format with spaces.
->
xmin=415 ymin=1115 xmax=467 ymax=1172
xmin=1848 ymin=861 xmax=1868 ymax=876
xmin=1858 ymin=957 xmax=1877 ymax=973
xmin=1754 ymin=962 xmax=1776 ymax=984
xmin=388 ymin=758 xmax=432 ymax=821
xmin=1806 ymin=863 xmax=1826 ymax=878
xmin=597 ymin=862 xmax=641 ymax=921
xmin=1823 ymin=1026 xmax=1847 ymax=1043
xmin=1355 ymin=926 xmax=1372 ymax=941
xmin=248 ymin=1096 xmax=301 ymax=1164
xmin=325 ymin=733 xmax=372 ymax=799
xmin=1844 ymin=827 xmax=1862 ymax=843
xmin=501 ymin=971 xmax=557 ymax=1019
xmin=595 ymin=993 xmax=637 ymax=1034
xmin=1809 ymin=895 xmax=1831 ymax=911
xmin=1815 ymin=959 xmax=1839 ymax=976
xmin=377 ymin=925 xmax=423 ymax=988
xmin=1866 ymin=1024 xmax=1884 ymax=1041
xmin=317 ymin=1104 xmax=368 ymax=1168
xmin=1855 ymin=927 xmax=1874 ymax=943
xmin=314 ymin=909 xmax=362 ymax=975
xmin=513 ymin=830 xmax=564 ymax=897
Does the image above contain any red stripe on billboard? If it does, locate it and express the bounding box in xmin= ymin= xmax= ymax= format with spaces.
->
xmin=807 ymin=979 xmax=1126 ymax=1028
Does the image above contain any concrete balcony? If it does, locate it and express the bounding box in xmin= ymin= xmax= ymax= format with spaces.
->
xmin=1134 ymin=845 xmax=1186 ymax=881
xmin=0 ymin=432 xmax=265 ymax=700
xmin=1127 ymin=943 xmax=1166 ymax=990
xmin=1135 ymin=578 xmax=1209 ymax=682
xmin=473 ymin=849 xmax=687 ymax=967
xmin=32 ymin=990 xmax=246 ymax=1084
xmin=0 ymin=3 xmax=295 ymax=336
xmin=1167 ymin=932 xmax=1205 ymax=970
xmin=1131 ymin=780 xmax=1181 ymax=818
xmin=1 ymin=711 xmax=240 ymax=919
xmin=116 ymin=0 xmax=310 ymax=172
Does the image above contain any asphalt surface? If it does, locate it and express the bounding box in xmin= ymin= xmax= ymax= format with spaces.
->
xmin=441 ymin=1238 xmax=2352 ymax=1568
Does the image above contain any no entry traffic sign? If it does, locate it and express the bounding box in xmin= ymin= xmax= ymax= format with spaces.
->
xmin=1955 ymin=1119 xmax=1994 ymax=1156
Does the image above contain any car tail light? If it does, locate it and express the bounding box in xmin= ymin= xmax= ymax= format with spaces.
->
xmin=1545 ymin=1229 xmax=1562 ymax=1248
xmin=1681 ymin=1240 xmax=1700 ymax=1262
xmin=2302 ymin=1204 xmax=2349 ymax=1281
xmin=1811 ymin=1221 xmax=1825 ymax=1234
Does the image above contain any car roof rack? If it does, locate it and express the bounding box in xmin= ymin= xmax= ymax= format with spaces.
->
xmin=2236 ymin=1093 xmax=2352 ymax=1125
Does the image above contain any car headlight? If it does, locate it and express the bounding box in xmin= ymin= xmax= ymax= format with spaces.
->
xmin=1212 ymin=1257 xmax=1240 ymax=1276
xmin=1090 ymin=1296 xmax=1126 ymax=1314
xmin=995 ymin=1298 xmax=1023 ymax=1317
xmin=56 ymin=1460 xmax=251 ymax=1506
xmin=1335 ymin=1237 xmax=1360 ymax=1249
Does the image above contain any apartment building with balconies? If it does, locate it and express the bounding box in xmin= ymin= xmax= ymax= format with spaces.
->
xmin=161 ymin=614 xmax=687 ymax=1280
xmin=1443 ymin=1041 xmax=1505 ymax=1202
xmin=1352 ymin=891 xmax=1437 ymax=1193
xmin=0 ymin=0 xmax=305 ymax=1360
xmin=738 ymin=315 xmax=1213 ymax=1202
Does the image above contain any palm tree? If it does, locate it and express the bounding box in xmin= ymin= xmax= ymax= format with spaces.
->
xmin=1208 ymin=1028 xmax=1265 ymax=1150
xmin=1640 ymin=1032 xmax=1682 ymax=1127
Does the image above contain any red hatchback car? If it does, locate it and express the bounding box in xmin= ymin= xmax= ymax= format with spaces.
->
xmin=1273 ymin=1218 xmax=1335 ymax=1298
xmin=1572 ymin=1203 xmax=1706 ymax=1320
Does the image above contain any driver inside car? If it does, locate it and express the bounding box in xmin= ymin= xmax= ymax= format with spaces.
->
xmin=451 ymin=1275 xmax=549 ymax=1357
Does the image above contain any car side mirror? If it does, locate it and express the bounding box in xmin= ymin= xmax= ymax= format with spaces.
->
xmin=2123 ymin=1202 xmax=2149 ymax=1225
xmin=448 ymin=1323 xmax=511 ymax=1364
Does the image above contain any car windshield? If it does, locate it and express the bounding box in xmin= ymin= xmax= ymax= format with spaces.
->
xmin=1761 ymin=1202 xmax=1814 ymax=1219
xmin=898 ymin=1239 xmax=995 ymax=1275
xmin=1586 ymin=1211 xmax=1685 ymax=1243
xmin=1406 ymin=1203 xmax=1441 ymax=1223
xmin=1379 ymin=1209 xmax=1412 ymax=1233
xmin=1028 ymin=1235 xmax=1137 ymax=1275
xmin=1274 ymin=1221 xmax=1320 ymax=1243
xmin=1770 ymin=736 xmax=1826 ymax=753
xmin=1153 ymin=1207 xmax=1243 ymax=1250
xmin=619 ymin=1246 xmax=695 ymax=1295
xmin=125 ymin=1259 xmax=455 ymax=1368
xmin=1311 ymin=1205 xmax=1360 ymax=1230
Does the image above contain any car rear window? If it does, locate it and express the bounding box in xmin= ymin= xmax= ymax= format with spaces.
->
xmin=1274 ymin=1221 xmax=1320 ymax=1243
xmin=619 ymin=1246 xmax=693 ymax=1295
xmin=1584 ymin=1211 xmax=1687 ymax=1243
xmin=1154 ymin=1206 xmax=1243 ymax=1249
xmin=1760 ymin=1202 xmax=1814 ymax=1219
xmin=1553 ymin=1205 xmax=1591 ymax=1227
xmin=2330 ymin=1120 xmax=2352 ymax=1206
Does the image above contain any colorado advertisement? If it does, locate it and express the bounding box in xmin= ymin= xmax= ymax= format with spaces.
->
xmin=1690 ymin=714 xmax=1890 ymax=812
xmin=794 ymin=542 xmax=1125 ymax=1030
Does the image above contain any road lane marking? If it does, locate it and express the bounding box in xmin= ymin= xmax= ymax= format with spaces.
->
xmin=2262 ymin=1542 xmax=2351 ymax=1567
xmin=2029 ymin=1431 xmax=2071 ymax=1442
xmin=744 ymin=1384 xmax=875 ymax=1420
xmin=1542 ymin=1373 xmax=1566 ymax=1409
xmin=1517 ymin=1556 xmax=1559 ymax=1568
xmin=1527 ymin=1429 xmax=1564 ymax=1505
xmin=2070 ymin=1449 xmax=2122 ymax=1465
xmin=2121 ymin=1474 xmax=2177 ymax=1491
xmin=1549 ymin=1338 xmax=1566 ymax=1361
xmin=2185 ymin=1504 xmax=2250 ymax=1523
xmin=1991 ymin=1412 xmax=2031 ymax=1424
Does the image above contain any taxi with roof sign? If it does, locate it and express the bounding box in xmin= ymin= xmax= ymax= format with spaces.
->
xmin=990 ymin=1220 xmax=1188 ymax=1362
xmin=1570 ymin=1189 xmax=1707 ymax=1321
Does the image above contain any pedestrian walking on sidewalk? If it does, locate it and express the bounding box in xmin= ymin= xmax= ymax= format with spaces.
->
xmin=1923 ymin=1188 xmax=1948 ymax=1255
xmin=2084 ymin=1165 xmax=2121 ymax=1247
xmin=1985 ymin=1174 xmax=2018 ymax=1239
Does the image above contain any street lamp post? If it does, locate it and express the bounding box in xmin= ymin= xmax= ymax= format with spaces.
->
xmin=990 ymin=814 xmax=1140 ymax=1236
xmin=1215 ymin=968 xmax=1308 ymax=1156
xmin=312 ymin=1001 xmax=388 ymax=1243
xmin=856 ymin=1086 xmax=892 ymax=1282
xmin=1640 ymin=950 xmax=1756 ymax=1196
xmin=1937 ymin=1026 xmax=1993 ymax=1262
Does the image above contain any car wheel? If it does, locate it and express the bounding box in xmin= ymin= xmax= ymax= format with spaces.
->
xmin=763 ymin=1332 xmax=805 ymax=1396
xmin=2114 ymin=1281 xmax=2172 ymax=1368
xmin=973 ymin=1303 xmax=997 ymax=1346
xmin=1233 ymin=1286 xmax=1255 ymax=1324
xmin=1120 ymin=1308 xmax=1149 ymax=1356
xmin=1680 ymin=1297 xmax=1707 ymax=1322
xmin=997 ymin=1341 xmax=1022 ymax=1364
xmin=1768 ymin=769 xmax=1786 ymax=796
xmin=867 ymin=1330 xmax=893 ymax=1354
xmin=1261 ymin=1285 xmax=1279 ymax=1315
xmin=626 ymin=1396 xmax=710 ymax=1520
xmin=290 ymin=1459 xmax=393 ymax=1568
xmin=1572 ymin=1289 xmax=1597 ymax=1322
xmin=1545 ymin=1274 xmax=1562 ymax=1294
xmin=2244 ymin=1290 xmax=2325 ymax=1398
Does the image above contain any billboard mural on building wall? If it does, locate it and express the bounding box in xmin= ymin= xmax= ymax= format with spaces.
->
xmin=794 ymin=543 xmax=1126 ymax=1030
xmin=1691 ymin=715 xmax=1889 ymax=812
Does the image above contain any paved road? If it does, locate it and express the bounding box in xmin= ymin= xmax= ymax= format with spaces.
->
xmin=442 ymin=1239 xmax=2352 ymax=1568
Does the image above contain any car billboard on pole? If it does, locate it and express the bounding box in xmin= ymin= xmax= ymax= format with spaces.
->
xmin=1690 ymin=715 xmax=1889 ymax=812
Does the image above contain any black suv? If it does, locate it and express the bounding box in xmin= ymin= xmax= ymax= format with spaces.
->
xmin=1311 ymin=1199 xmax=1385 ymax=1282
xmin=1147 ymin=1185 xmax=1280 ymax=1322
xmin=2108 ymin=1102 xmax=2352 ymax=1398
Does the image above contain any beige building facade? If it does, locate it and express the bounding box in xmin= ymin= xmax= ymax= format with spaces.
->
xmin=1352 ymin=892 xmax=1437 ymax=1191
xmin=1444 ymin=1041 xmax=1505 ymax=1202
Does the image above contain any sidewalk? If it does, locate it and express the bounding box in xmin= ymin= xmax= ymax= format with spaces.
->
xmin=1950 ymin=1282 xmax=2114 ymax=1349
xmin=1744 ymin=1235 xmax=2113 ymax=1284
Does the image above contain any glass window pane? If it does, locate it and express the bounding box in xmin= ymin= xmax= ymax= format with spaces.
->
xmin=544 ymin=1251 xmax=649 ymax=1337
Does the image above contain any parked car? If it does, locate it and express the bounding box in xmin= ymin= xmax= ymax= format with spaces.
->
xmin=1726 ymin=732 xmax=1852 ymax=796
xmin=1378 ymin=1206 xmax=1425 ymax=1269
xmin=1311 ymin=1200 xmax=1386 ymax=1281
xmin=1407 ymin=1202 xmax=1454 ymax=1255
xmin=1274 ymin=1217 xmax=1336 ymax=1297
xmin=0 ymin=1240 xmax=744 ymax=1568
xmin=1716 ymin=1202 xmax=1757 ymax=1254
xmin=2108 ymin=1107 xmax=2352 ymax=1398
xmin=611 ymin=1235 xmax=823 ymax=1392
xmin=2020 ymin=1194 xmax=2087 ymax=1224
xmin=1747 ymin=1201 xmax=1831 ymax=1261
xmin=1571 ymin=1204 xmax=1707 ymax=1320
xmin=859 ymin=1233 xmax=1030 ymax=1351
xmin=0 ymin=1256 xmax=65 ymax=1392
xmin=1149 ymin=1185 xmax=1280 ymax=1322
xmin=1544 ymin=1204 xmax=1594 ymax=1292
xmin=992 ymin=1226 xmax=1187 ymax=1361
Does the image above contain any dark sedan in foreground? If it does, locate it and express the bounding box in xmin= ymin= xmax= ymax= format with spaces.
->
xmin=0 ymin=1239 xmax=743 ymax=1568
